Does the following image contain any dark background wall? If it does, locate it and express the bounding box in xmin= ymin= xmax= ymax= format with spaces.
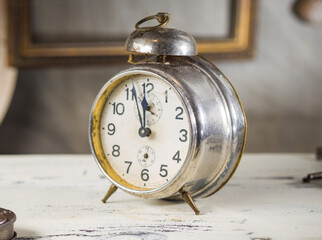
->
xmin=0 ymin=0 xmax=322 ymax=153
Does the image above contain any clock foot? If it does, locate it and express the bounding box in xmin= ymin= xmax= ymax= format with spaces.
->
xmin=102 ymin=184 xmax=118 ymax=203
xmin=179 ymin=188 xmax=200 ymax=215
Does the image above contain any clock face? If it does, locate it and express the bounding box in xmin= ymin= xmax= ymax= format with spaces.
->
xmin=99 ymin=73 xmax=191 ymax=190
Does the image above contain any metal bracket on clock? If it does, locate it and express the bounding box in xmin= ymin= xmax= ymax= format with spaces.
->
xmin=127 ymin=54 xmax=169 ymax=65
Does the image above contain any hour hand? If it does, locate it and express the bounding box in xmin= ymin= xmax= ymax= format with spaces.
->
xmin=141 ymin=91 xmax=149 ymax=128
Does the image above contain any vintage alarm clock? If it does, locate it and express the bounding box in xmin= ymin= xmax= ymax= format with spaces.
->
xmin=89 ymin=13 xmax=246 ymax=215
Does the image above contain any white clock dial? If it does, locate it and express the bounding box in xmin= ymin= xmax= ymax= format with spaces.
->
xmin=100 ymin=74 xmax=191 ymax=189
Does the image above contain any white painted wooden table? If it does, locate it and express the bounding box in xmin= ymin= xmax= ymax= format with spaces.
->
xmin=1 ymin=154 xmax=322 ymax=240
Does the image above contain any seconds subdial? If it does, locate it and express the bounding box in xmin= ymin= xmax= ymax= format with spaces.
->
xmin=137 ymin=146 xmax=156 ymax=168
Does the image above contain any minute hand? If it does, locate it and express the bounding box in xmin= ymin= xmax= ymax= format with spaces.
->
xmin=132 ymin=80 xmax=143 ymax=129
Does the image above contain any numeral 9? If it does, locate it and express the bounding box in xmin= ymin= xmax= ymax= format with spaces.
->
xmin=107 ymin=123 xmax=115 ymax=135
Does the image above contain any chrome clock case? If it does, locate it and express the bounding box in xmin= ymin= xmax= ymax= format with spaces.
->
xmin=89 ymin=13 xmax=246 ymax=214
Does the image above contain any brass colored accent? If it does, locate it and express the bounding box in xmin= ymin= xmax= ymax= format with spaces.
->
xmin=91 ymin=74 xmax=151 ymax=191
xmin=179 ymin=188 xmax=200 ymax=215
xmin=128 ymin=54 xmax=169 ymax=65
xmin=102 ymin=184 xmax=118 ymax=203
xmin=157 ymin=55 xmax=167 ymax=63
xmin=128 ymin=54 xmax=151 ymax=65
xmin=135 ymin=13 xmax=170 ymax=30
xmin=127 ymin=54 xmax=133 ymax=64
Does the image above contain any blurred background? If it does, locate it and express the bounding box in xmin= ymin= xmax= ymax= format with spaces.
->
xmin=0 ymin=0 xmax=321 ymax=154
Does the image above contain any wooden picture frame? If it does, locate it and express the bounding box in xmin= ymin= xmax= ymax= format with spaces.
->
xmin=7 ymin=0 xmax=257 ymax=68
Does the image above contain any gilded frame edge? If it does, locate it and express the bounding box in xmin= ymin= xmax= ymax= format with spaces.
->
xmin=7 ymin=0 xmax=257 ymax=68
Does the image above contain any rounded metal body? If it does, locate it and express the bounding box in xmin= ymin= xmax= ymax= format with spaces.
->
xmin=90 ymin=55 xmax=246 ymax=200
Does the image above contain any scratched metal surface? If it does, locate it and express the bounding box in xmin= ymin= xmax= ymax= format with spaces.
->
xmin=0 ymin=154 xmax=322 ymax=240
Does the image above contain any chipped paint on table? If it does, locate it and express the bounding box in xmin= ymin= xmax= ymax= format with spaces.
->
xmin=0 ymin=154 xmax=322 ymax=240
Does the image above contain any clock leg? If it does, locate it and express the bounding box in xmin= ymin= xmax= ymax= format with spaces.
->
xmin=102 ymin=184 xmax=118 ymax=203
xmin=179 ymin=188 xmax=200 ymax=215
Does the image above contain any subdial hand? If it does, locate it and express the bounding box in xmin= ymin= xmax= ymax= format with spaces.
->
xmin=146 ymin=106 xmax=156 ymax=116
